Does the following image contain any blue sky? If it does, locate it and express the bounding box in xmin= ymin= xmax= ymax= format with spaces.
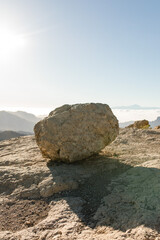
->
xmin=1 ymin=0 xmax=160 ymax=112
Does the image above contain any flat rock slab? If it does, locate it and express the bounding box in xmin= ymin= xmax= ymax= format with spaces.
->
xmin=1 ymin=129 xmax=160 ymax=239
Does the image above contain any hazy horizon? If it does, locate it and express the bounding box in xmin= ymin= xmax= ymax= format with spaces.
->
xmin=1 ymin=105 xmax=160 ymax=123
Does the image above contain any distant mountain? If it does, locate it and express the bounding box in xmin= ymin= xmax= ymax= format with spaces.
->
xmin=112 ymin=104 xmax=160 ymax=110
xmin=10 ymin=111 xmax=41 ymax=123
xmin=0 ymin=130 xmax=31 ymax=141
xmin=119 ymin=121 xmax=134 ymax=128
xmin=150 ymin=117 xmax=160 ymax=128
xmin=0 ymin=111 xmax=40 ymax=133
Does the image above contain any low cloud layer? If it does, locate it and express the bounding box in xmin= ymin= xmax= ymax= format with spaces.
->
xmin=112 ymin=109 xmax=160 ymax=123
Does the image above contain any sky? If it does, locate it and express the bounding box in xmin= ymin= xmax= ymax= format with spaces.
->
xmin=1 ymin=0 xmax=160 ymax=116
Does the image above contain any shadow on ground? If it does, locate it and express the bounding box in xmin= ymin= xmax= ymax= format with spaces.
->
xmin=46 ymin=155 xmax=160 ymax=233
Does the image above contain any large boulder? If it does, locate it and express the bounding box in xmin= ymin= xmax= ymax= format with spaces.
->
xmin=34 ymin=103 xmax=119 ymax=162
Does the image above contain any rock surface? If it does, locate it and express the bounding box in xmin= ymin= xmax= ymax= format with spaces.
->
xmin=155 ymin=125 xmax=160 ymax=129
xmin=1 ymin=129 xmax=160 ymax=239
xmin=34 ymin=103 xmax=119 ymax=162
xmin=127 ymin=119 xmax=150 ymax=129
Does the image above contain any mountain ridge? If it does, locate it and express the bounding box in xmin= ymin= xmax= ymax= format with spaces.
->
xmin=0 ymin=130 xmax=32 ymax=141
xmin=0 ymin=111 xmax=40 ymax=132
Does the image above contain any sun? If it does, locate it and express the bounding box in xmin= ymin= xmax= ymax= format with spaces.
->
xmin=0 ymin=27 xmax=26 ymax=61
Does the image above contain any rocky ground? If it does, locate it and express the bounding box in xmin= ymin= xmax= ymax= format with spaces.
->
xmin=1 ymin=128 xmax=160 ymax=239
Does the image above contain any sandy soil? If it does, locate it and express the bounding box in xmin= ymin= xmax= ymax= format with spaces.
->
xmin=0 ymin=199 xmax=49 ymax=232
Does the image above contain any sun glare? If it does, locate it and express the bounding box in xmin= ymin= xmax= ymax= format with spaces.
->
xmin=0 ymin=28 xmax=26 ymax=61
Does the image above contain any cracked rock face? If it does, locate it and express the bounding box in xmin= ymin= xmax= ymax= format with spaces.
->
xmin=34 ymin=103 xmax=119 ymax=162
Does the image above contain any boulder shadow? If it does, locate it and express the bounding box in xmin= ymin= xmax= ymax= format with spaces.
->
xmin=47 ymin=155 xmax=160 ymax=233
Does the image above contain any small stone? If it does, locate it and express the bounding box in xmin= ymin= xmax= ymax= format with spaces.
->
xmin=127 ymin=120 xmax=150 ymax=129
xmin=155 ymin=125 xmax=160 ymax=130
xmin=25 ymin=220 xmax=33 ymax=227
